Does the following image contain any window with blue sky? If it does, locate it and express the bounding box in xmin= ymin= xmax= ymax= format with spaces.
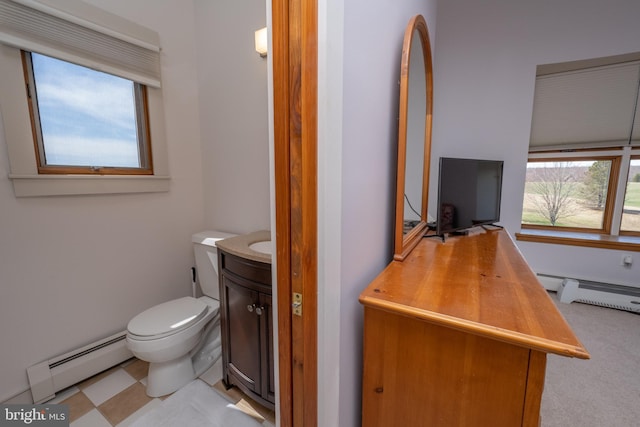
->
xmin=30 ymin=53 xmax=143 ymax=168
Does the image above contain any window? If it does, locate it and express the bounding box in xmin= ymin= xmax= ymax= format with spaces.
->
xmin=522 ymin=152 xmax=640 ymax=239
xmin=521 ymin=154 xmax=624 ymax=231
xmin=621 ymin=157 xmax=640 ymax=235
xmin=0 ymin=0 xmax=169 ymax=196
xmin=522 ymin=157 xmax=617 ymax=231
xmin=23 ymin=52 xmax=152 ymax=175
xmin=518 ymin=53 xmax=640 ymax=249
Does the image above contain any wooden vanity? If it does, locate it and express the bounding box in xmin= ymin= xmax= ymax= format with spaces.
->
xmin=216 ymin=231 xmax=275 ymax=410
xmin=359 ymin=229 xmax=589 ymax=427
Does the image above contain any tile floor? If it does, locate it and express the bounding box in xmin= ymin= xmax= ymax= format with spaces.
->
xmin=46 ymin=358 xmax=275 ymax=427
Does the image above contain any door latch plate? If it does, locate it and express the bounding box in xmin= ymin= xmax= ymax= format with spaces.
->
xmin=292 ymin=292 xmax=302 ymax=316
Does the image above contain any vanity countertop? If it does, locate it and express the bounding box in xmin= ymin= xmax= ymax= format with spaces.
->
xmin=216 ymin=230 xmax=272 ymax=264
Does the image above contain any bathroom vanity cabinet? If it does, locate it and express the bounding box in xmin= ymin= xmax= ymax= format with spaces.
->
xmin=218 ymin=249 xmax=275 ymax=409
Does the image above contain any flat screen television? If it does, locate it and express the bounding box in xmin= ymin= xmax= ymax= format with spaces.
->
xmin=436 ymin=157 xmax=504 ymax=236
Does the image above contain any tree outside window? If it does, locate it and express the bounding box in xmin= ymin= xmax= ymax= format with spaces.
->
xmin=522 ymin=159 xmax=614 ymax=231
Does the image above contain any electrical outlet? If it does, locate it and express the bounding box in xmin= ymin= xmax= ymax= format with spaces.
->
xmin=622 ymin=254 xmax=633 ymax=267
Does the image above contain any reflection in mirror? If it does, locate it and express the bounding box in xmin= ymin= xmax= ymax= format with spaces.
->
xmin=403 ymin=30 xmax=427 ymax=234
xmin=394 ymin=15 xmax=433 ymax=261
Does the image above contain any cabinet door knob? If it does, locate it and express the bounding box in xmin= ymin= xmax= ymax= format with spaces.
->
xmin=256 ymin=306 xmax=264 ymax=316
xmin=247 ymin=304 xmax=255 ymax=313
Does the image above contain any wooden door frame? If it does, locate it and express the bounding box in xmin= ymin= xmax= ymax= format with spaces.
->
xmin=272 ymin=0 xmax=318 ymax=426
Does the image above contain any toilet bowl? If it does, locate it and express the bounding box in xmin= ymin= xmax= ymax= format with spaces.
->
xmin=126 ymin=230 xmax=235 ymax=397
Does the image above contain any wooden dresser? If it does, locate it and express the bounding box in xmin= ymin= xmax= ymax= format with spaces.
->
xmin=359 ymin=229 xmax=589 ymax=427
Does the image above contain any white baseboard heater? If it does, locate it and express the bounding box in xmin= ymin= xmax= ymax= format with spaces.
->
xmin=27 ymin=331 xmax=133 ymax=404
xmin=556 ymin=277 xmax=640 ymax=314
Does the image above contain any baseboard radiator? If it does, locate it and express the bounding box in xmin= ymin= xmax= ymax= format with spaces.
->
xmin=27 ymin=331 xmax=133 ymax=404
xmin=541 ymin=274 xmax=640 ymax=313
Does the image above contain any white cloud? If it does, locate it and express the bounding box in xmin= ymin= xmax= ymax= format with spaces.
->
xmin=37 ymin=76 xmax=136 ymax=132
xmin=44 ymin=135 xmax=139 ymax=167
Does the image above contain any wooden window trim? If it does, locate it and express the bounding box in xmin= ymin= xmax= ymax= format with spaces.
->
xmin=529 ymin=146 xmax=625 ymax=155
xmin=516 ymin=230 xmax=640 ymax=252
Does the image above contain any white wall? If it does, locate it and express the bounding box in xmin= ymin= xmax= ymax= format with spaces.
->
xmin=0 ymin=0 xmax=206 ymax=402
xmin=432 ymin=0 xmax=640 ymax=287
xmin=194 ymin=0 xmax=271 ymax=234
xmin=318 ymin=1 xmax=438 ymax=425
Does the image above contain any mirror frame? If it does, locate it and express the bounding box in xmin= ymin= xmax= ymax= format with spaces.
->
xmin=393 ymin=14 xmax=433 ymax=261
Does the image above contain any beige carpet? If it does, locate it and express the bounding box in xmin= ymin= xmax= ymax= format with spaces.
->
xmin=541 ymin=292 xmax=640 ymax=426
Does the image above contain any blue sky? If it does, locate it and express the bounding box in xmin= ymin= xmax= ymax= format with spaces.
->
xmin=32 ymin=53 xmax=140 ymax=167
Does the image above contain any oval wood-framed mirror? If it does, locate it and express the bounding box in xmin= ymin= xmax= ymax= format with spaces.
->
xmin=394 ymin=14 xmax=433 ymax=261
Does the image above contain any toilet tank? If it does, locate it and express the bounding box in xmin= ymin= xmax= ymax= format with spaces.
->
xmin=192 ymin=231 xmax=236 ymax=299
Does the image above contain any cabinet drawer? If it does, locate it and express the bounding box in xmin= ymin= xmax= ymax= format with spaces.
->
xmin=220 ymin=251 xmax=271 ymax=286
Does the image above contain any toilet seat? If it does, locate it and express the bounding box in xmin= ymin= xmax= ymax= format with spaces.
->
xmin=127 ymin=297 xmax=209 ymax=340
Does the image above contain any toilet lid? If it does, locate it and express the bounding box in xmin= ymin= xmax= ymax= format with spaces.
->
xmin=127 ymin=297 xmax=209 ymax=337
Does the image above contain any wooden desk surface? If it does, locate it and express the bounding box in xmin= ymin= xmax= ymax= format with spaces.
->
xmin=359 ymin=228 xmax=589 ymax=359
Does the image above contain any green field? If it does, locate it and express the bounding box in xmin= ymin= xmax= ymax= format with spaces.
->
xmin=624 ymin=182 xmax=640 ymax=206
xmin=522 ymin=181 xmax=640 ymax=230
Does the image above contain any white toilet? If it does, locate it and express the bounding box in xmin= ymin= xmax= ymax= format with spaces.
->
xmin=126 ymin=230 xmax=236 ymax=397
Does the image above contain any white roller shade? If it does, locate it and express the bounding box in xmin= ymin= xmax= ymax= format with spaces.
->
xmin=0 ymin=0 xmax=161 ymax=87
xmin=530 ymin=61 xmax=640 ymax=151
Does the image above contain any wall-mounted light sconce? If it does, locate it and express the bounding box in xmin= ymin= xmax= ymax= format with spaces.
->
xmin=255 ymin=27 xmax=267 ymax=57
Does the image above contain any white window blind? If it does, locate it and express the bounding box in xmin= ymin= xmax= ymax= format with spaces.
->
xmin=0 ymin=0 xmax=161 ymax=87
xmin=530 ymin=61 xmax=640 ymax=151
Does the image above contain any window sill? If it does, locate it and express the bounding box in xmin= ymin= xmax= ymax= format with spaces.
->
xmin=516 ymin=229 xmax=640 ymax=252
xmin=9 ymin=174 xmax=170 ymax=197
